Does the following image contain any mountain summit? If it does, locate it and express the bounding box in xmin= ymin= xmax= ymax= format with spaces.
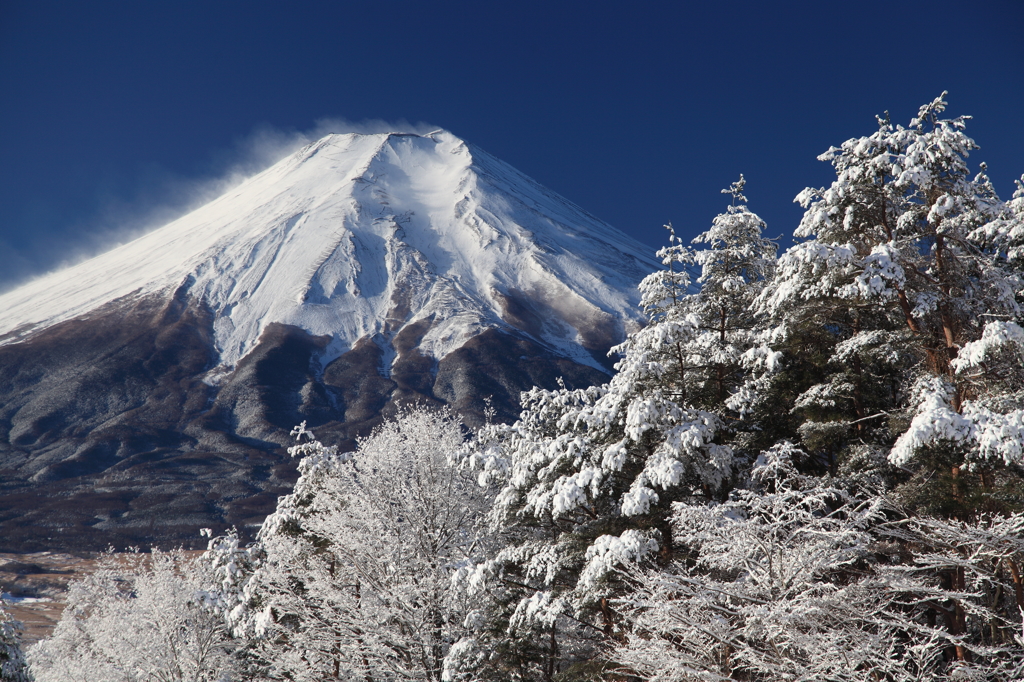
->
xmin=0 ymin=131 xmax=659 ymax=552
xmin=0 ymin=131 xmax=654 ymax=371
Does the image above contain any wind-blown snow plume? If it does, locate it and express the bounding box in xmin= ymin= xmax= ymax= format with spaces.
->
xmin=0 ymin=130 xmax=658 ymax=373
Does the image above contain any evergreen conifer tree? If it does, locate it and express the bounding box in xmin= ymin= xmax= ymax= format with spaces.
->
xmin=0 ymin=596 xmax=31 ymax=682
xmin=757 ymin=93 xmax=1024 ymax=507
xmin=674 ymin=176 xmax=780 ymax=454
xmin=445 ymin=181 xmax=778 ymax=681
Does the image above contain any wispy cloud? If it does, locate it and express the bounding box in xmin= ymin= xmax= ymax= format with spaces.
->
xmin=0 ymin=118 xmax=439 ymax=295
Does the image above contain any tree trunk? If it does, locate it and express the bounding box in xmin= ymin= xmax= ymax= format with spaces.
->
xmin=954 ymin=566 xmax=971 ymax=662
xmin=544 ymin=624 xmax=558 ymax=682
xmin=600 ymin=597 xmax=614 ymax=635
xmin=1009 ymin=559 xmax=1024 ymax=613
xmin=951 ymin=465 xmax=963 ymax=508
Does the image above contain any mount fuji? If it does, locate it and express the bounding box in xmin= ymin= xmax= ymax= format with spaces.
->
xmin=0 ymin=130 xmax=659 ymax=551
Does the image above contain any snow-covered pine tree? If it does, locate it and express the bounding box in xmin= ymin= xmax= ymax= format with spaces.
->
xmin=967 ymin=171 xmax=1024 ymax=300
xmin=888 ymin=171 xmax=1024 ymax=519
xmin=674 ymin=176 xmax=780 ymax=447
xmin=757 ymin=93 xmax=1024 ymax=506
xmin=206 ymin=406 xmax=488 ymax=682
xmin=612 ymin=443 xmax=1024 ymax=681
xmin=445 ymin=185 xmax=778 ymax=681
xmin=0 ymin=594 xmax=31 ymax=682
xmin=742 ymin=93 xmax=1024 ymax=670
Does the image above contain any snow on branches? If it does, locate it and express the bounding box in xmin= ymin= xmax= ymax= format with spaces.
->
xmin=613 ymin=451 xmax=1024 ymax=681
xmin=765 ymin=92 xmax=1020 ymax=369
xmin=204 ymin=406 xmax=488 ymax=682
xmin=755 ymin=93 xmax=1024 ymax=489
xmin=893 ymin=321 xmax=1024 ymax=468
xmin=29 ymin=550 xmax=235 ymax=682
xmin=0 ymin=595 xmax=30 ymax=682
xmin=445 ymin=181 xmax=784 ymax=680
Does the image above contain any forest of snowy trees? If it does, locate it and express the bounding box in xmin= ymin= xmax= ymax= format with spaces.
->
xmin=4 ymin=93 xmax=1024 ymax=681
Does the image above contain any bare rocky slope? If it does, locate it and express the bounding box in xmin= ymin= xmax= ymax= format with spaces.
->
xmin=0 ymin=131 xmax=658 ymax=552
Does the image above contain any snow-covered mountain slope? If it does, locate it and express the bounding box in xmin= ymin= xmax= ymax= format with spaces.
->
xmin=0 ymin=130 xmax=663 ymax=553
xmin=0 ymin=131 xmax=657 ymax=373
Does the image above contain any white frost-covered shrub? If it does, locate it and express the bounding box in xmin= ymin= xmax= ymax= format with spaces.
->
xmin=29 ymin=550 xmax=235 ymax=682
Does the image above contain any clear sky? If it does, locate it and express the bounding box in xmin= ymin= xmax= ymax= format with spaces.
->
xmin=2 ymin=0 xmax=1022 ymax=292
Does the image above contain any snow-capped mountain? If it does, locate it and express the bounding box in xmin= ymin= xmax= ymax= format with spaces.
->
xmin=0 ymin=131 xmax=659 ymax=552
xmin=0 ymin=131 xmax=654 ymax=372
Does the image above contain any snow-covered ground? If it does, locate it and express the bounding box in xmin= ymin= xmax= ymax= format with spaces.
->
xmin=0 ymin=131 xmax=658 ymax=372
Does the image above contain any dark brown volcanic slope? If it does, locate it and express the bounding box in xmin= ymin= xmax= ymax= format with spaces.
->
xmin=0 ymin=288 xmax=610 ymax=553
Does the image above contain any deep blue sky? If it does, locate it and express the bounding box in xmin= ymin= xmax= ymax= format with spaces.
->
xmin=2 ymin=1 xmax=1022 ymax=292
